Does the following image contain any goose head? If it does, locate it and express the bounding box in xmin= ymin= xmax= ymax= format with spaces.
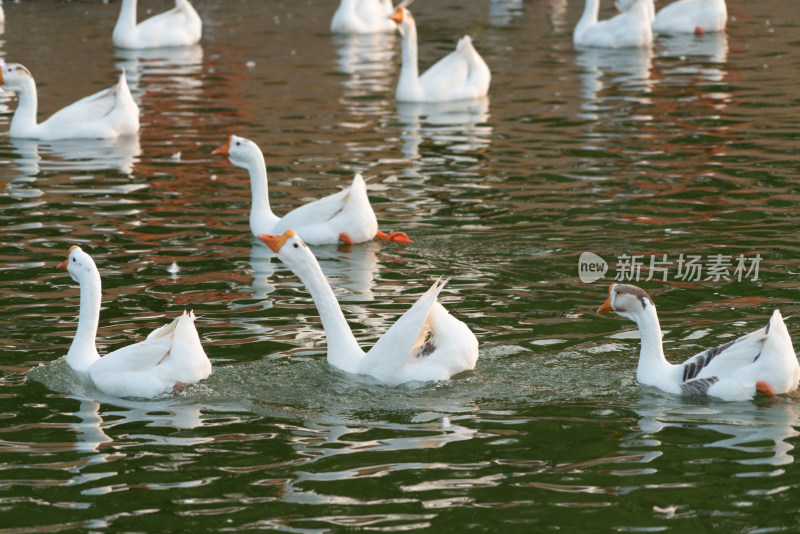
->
xmin=57 ymin=245 xmax=98 ymax=285
xmin=597 ymin=283 xmax=655 ymax=321
xmin=258 ymin=229 xmax=312 ymax=266
xmin=213 ymin=134 xmax=262 ymax=170
xmin=0 ymin=63 xmax=33 ymax=90
xmin=390 ymin=1 xmax=415 ymax=35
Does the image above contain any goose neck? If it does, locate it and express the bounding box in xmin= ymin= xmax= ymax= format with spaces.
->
xmin=630 ymin=303 xmax=671 ymax=381
xmin=9 ymin=75 xmax=39 ymax=138
xmin=294 ymin=255 xmax=364 ymax=372
xmin=66 ymin=270 xmax=102 ymax=372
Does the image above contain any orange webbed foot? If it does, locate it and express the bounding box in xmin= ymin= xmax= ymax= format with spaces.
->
xmin=173 ymin=382 xmax=185 ymax=393
xmin=376 ymin=230 xmax=412 ymax=243
xmin=694 ymin=26 xmax=705 ymax=36
xmin=338 ymin=232 xmax=354 ymax=245
xmin=755 ymin=381 xmax=775 ymax=397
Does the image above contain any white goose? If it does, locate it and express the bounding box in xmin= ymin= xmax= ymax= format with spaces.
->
xmin=0 ymin=63 xmax=139 ymax=140
xmin=573 ymin=0 xmax=653 ymax=49
xmin=259 ymin=229 xmax=479 ymax=385
xmin=113 ymin=0 xmax=202 ymax=49
xmin=391 ymin=3 xmax=491 ymax=102
xmin=213 ymin=135 xmax=411 ymax=246
xmin=331 ymin=0 xmax=396 ymax=34
xmin=616 ymin=0 xmax=726 ymax=35
xmin=58 ymin=246 xmax=211 ymax=398
xmin=598 ymin=283 xmax=800 ymax=401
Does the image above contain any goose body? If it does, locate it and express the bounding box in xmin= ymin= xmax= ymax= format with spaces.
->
xmin=259 ymin=230 xmax=479 ymax=385
xmin=213 ymin=135 xmax=410 ymax=246
xmin=113 ymin=0 xmax=202 ymax=49
xmin=0 ymin=63 xmax=139 ymax=140
xmin=391 ymin=6 xmax=490 ymax=102
xmin=615 ymin=0 xmax=726 ymax=35
xmin=58 ymin=246 xmax=211 ymax=398
xmin=598 ymin=283 xmax=800 ymax=401
xmin=573 ymin=0 xmax=653 ymax=49
xmin=331 ymin=0 xmax=396 ymax=34
xmin=652 ymin=0 xmax=726 ymax=35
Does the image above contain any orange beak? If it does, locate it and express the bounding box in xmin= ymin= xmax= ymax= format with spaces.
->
xmin=57 ymin=245 xmax=80 ymax=270
xmin=390 ymin=7 xmax=403 ymax=24
xmin=597 ymin=284 xmax=614 ymax=313
xmin=258 ymin=229 xmax=296 ymax=253
xmin=0 ymin=68 xmax=4 ymax=85
xmin=212 ymin=135 xmax=233 ymax=157
xmin=597 ymin=298 xmax=613 ymax=314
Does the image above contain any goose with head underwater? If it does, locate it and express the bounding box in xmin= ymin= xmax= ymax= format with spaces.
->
xmin=0 ymin=63 xmax=139 ymax=140
xmin=259 ymin=229 xmax=479 ymax=385
xmin=213 ymin=134 xmax=411 ymax=246
xmin=57 ymin=246 xmax=211 ymax=398
xmin=597 ymin=283 xmax=800 ymax=401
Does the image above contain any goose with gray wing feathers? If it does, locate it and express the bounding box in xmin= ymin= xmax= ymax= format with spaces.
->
xmin=597 ymin=283 xmax=800 ymax=401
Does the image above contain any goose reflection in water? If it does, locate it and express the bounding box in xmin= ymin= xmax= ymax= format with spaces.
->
xmin=630 ymin=393 xmax=800 ymax=468
xmin=657 ymin=31 xmax=729 ymax=84
xmin=333 ymin=31 xmax=397 ymax=122
xmin=113 ymin=44 xmax=204 ymax=98
xmin=8 ymin=134 xmax=142 ymax=178
xmin=395 ymin=98 xmax=491 ymax=161
xmin=576 ymin=46 xmax=654 ymax=121
xmin=248 ymin=238 xmax=382 ymax=304
xmin=489 ymin=0 xmax=524 ymax=27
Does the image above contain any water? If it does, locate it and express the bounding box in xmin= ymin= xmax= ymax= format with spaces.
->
xmin=3 ymin=0 xmax=800 ymax=531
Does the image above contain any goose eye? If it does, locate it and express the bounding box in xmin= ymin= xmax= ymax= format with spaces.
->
xmin=293 ymin=243 xmax=299 ymax=248
xmin=72 ymin=257 xmax=76 ymax=262
xmin=235 ymin=141 xmax=240 ymax=146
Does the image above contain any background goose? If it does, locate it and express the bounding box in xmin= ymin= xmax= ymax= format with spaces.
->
xmin=597 ymin=283 xmax=800 ymax=401
xmin=58 ymin=246 xmax=211 ymax=398
xmin=573 ymin=0 xmax=653 ymax=49
xmin=615 ymin=0 xmax=726 ymax=35
xmin=391 ymin=4 xmax=490 ymax=102
xmin=259 ymin=230 xmax=479 ymax=385
xmin=213 ymin=135 xmax=410 ymax=245
xmin=0 ymin=63 xmax=139 ymax=140
xmin=113 ymin=0 xmax=202 ymax=49
xmin=331 ymin=0 xmax=396 ymax=33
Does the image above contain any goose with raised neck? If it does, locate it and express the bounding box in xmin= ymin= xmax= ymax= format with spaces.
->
xmin=0 ymin=63 xmax=139 ymax=140
xmin=391 ymin=4 xmax=490 ymax=102
xmin=573 ymin=0 xmax=653 ymax=48
xmin=113 ymin=0 xmax=202 ymax=49
xmin=259 ymin=229 xmax=479 ymax=385
xmin=598 ymin=283 xmax=800 ymax=401
xmin=57 ymin=246 xmax=211 ymax=398
xmin=213 ymin=134 xmax=411 ymax=246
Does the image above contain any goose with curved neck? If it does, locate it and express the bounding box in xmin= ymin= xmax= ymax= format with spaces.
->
xmin=573 ymin=0 xmax=653 ymax=49
xmin=331 ymin=0 xmax=396 ymax=33
xmin=57 ymin=246 xmax=212 ymax=398
xmin=259 ymin=230 xmax=479 ymax=385
xmin=213 ymin=134 xmax=410 ymax=246
xmin=0 ymin=63 xmax=139 ymax=140
xmin=391 ymin=5 xmax=490 ymax=102
xmin=598 ymin=283 xmax=800 ymax=400
xmin=113 ymin=0 xmax=202 ymax=49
